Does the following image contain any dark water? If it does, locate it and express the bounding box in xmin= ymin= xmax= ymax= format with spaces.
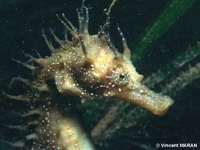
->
xmin=0 ymin=0 xmax=200 ymax=149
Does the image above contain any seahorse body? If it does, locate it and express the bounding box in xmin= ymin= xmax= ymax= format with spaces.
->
xmin=2 ymin=0 xmax=173 ymax=149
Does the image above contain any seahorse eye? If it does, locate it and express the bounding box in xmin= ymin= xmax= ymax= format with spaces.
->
xmin=119 ymin=74 xmax=125 ymax=80
xmin=113 ymin=73 xmax=128 ymax=85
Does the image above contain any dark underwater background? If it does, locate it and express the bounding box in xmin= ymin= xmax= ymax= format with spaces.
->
xmin=0 ymin=0 xmax=200 ymax=149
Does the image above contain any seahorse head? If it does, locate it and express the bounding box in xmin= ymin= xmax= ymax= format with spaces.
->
xmin=60 ymin=32 xmax=174 ymax=116
xmin=25 ymin=0 xmax=173 ymax=116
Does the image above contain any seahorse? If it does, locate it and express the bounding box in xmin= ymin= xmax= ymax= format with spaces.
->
xmin=1 ymin=0 xmax=174 ymax=149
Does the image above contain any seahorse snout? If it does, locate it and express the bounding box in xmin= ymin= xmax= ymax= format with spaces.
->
xmin=113 ymin=83 xmax=174 ymax=116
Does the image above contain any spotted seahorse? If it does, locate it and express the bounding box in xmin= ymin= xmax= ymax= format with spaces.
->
xmin=2 ymin=0 xmax=174 ymax=149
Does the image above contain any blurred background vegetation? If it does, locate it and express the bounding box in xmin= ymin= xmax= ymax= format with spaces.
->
xmin=0 ymin=0 xmax=200 ymax=149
